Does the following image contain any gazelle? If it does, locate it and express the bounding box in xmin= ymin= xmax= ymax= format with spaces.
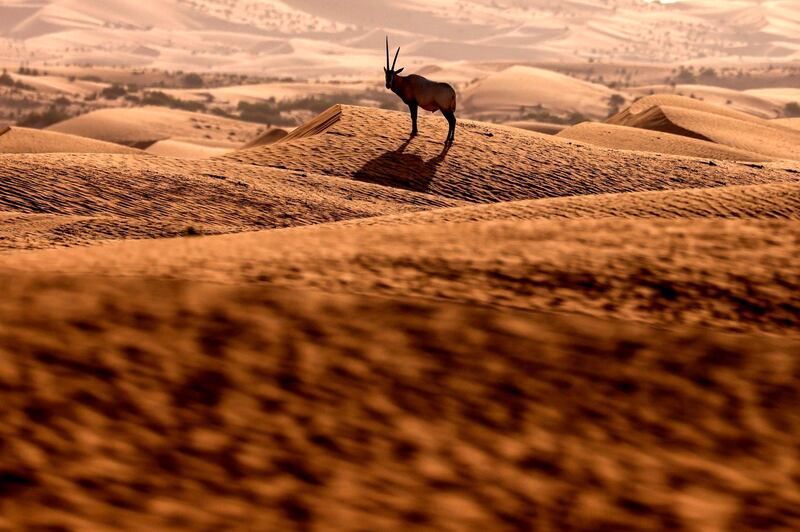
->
xmin=384 ymin=37 xmax=458 ymax=144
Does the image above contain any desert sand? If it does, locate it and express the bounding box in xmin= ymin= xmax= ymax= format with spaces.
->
xmin=608 ymin=95 xmax=800 ymax=161
xmin=0 ymin=126 xmax=138 ymax=154
xmin=48 ymin=107 xmax=262 ymax=148
xmin=556 ymin=122 xmax=773 ymax=161
xmin=1 ymin=35 xmax=800 ymax=529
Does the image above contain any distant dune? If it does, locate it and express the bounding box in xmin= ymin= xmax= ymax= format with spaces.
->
xmin=0 ymin=126 xmax=138 ymax=154
xmin=222 ymin=105 xmax=800 ymax=203
xmin=627 ymin=85 xmax=784 ymax=119
xmin=557 ymin=122 xmax=772 ymax=161
xmin=460 ymin=65 xmax=619 ymax=120
xmin=608 ymin=94 xmax=800 ymax=160
xmin=774 ymin=117 xmax=800 ymax=131
xmin=240 ymin=127 xmax=289 ymax=149
xmin=502 ymin=120 xmax=566 ymax=135
xmin=145 ymin=138 xmax=238 ymax=159
xmin=48 ymin=107 xmax=262 ymax=148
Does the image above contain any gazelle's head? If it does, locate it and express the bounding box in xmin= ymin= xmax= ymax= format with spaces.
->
xmin=384 ymin=37 xmax=404 ymax=89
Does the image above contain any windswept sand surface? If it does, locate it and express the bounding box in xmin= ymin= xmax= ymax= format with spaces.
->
xmin=607 ymin=95 xmax=800 ymax=161
xmin=0 ymin=126 xmax=138 ymax=155
xmin=556 ymin=122 xmax=773 ymax=162
xmin=1 ymin=103 xmax=799 ymax=530
xmin=222 ymin=105 xmax=800 ymax=203
xmin=0 ymin=276 xmax=798 ymax=530
xmin=0 ymin=152 xmax=459 ymax=250
xmin=48 ymin=107 xmax=263 ymax=148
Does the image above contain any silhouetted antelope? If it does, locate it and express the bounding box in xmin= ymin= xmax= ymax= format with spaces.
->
xmin=384 ymin=37 xmax=457 ymax=144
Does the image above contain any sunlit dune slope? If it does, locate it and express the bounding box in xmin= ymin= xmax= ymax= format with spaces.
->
xmin=557 ymin=122 xmax=773 ymax=161
xmin=774 ymin=117 xmax=800 ymax=131
xmin=0 ymin=126 xmax=138 ymax=154
xmin=220 ymin=105 xmax=800 ymax=203
xmin=144 ymin=138 xmax=237 ymax=159
xmin=0 ymin=153 xmax=460 ymax=251
xmin=0 ymin=275 xmax=797 ymax=530
xmin=240 ymin=127 xmax=289 ymax=149
xmin=608 ymin=95 xmax=800 ymax=161
xmin=460 ymin=65 xmax=620 ymax=120
xmin=47 ymin=107 xmax=262 ymax=148
xmin=3 ymin=216 xmax=797 ymax=335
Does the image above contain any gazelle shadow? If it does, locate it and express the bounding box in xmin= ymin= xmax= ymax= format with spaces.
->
xmin=353 ymin=139 xmax=450 ymax=193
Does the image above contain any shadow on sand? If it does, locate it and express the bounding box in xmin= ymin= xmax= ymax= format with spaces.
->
xmin=353 ymin=138 xmax=450 ymax=193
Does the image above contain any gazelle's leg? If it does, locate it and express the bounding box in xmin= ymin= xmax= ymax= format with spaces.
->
xmin=409 ymin=103 xmax=418 ymax=137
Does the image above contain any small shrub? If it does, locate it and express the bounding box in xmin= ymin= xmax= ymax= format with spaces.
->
xmin=17 ymin=106 xmax=71 ymax=128
xmin=100 ymin=84 xmax=127 ymax=99
xmin=785 ymin=102 xmax=800 ymax=118
xmin=182 ymin=73 xmax=204 ymax=89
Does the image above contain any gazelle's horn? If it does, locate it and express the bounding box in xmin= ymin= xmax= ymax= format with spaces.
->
xmin=392 ymin=46 xmax=400 ymax=71
xmin=385 ymin=36 xmax=390 ymax=70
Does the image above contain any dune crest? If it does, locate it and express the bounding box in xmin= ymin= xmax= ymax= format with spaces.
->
xmin=222 ymin=105 xmax=799 ymax=203
xmin=0 ymin=126 xmax=139 ymax=154
xmin=608 ymin=94 xmax=800 ymax=161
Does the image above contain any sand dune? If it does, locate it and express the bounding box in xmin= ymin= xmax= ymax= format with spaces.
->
xmin=0 ymin=126 xmax=138 ymax=154
xmin=48 ymin=107 xmax=262 ymax=148
xmin=3 ymin=215 xmax=798 ymax=335
xmin=222 ymin=105 xmax=800 ymax=204
xmin=240 ymin=127 xmax=289 ymax=149
xmin=627 ymin=85 xmax=783 ymax=119
xmin=0 ymin=153 xmax=460 ymax=251
xmin=774 ymin=117 xmax=800 ymax=131
xmin=557 ymin=122 xmax=772 ymax=161
xmin=346 ymin=182 xmax=800 ymax=227
xmin=502 ymin=120 xmax=566 ymax=135
xmin=0 ymin=274 xmax=797 ymax=530
xmin=608 ymin=95 xmax=800 ymax=161
xmin=460 ymin=65 xmax=620 ymax=120
xmin=145 ymin=138 xmax=237 ymax=159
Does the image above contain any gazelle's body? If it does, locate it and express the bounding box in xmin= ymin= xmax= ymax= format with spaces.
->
xmin=384 ymin=38 xmax=457 ymax=143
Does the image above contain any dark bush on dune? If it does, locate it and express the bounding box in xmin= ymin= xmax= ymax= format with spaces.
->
xmin=141 ymin=91 xmax=206 ymax=112
xmin=785 ymin=102 xmax=800 ymax=118
xmin=16 ymin=106 xmax=71 ymax=128
xmin=182 ymin=73 xmax=204 ymax=89
xmin=100 ymin=84 xmax=127 ymax=99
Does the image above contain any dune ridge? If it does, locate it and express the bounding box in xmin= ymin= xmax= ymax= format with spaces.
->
xmin=608 ymin=95 xmax=800 ymax=161
xmin=221 ymin=105 xmax=800 ymax=204
xmin=0 ymin=152 xmax=461 ymax=251
xmin=48 ymin=107 xmax=262 ymax=148
xmin=556 ymin=122 xmax=773 ymax=161
xmin=3 ymin=215 xmax=797 ymax=335
xmin=0 ymin=126 xmax=139 ymax=155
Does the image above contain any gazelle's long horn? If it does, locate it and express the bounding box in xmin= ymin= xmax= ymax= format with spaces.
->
xmin=392 ymin=46 xmax=400 ymax=71
xmin=385 ymin=36 xmax=390 ymax=70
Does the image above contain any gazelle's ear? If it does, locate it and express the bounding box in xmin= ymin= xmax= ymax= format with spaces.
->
xmin=395 ymin=68 xmax=404 ymax=74
xmin=383 ymin=67 xmax=387 ymax=73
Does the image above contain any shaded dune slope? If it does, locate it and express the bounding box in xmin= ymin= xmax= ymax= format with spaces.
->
xmin=0 ymin=126 xmax=139 ymax=154
xmin=557 ymin=122 xmax=772 ymax=162
xmin=0 ymin=275 xmax=797 ymax=530
xmin=3 ymin=216 xmax=797 ymax=335
xmin=608 ymin=95 xmax=800 ymax=161
xmin=0 ymin=153 xmax=460 ymax=251
xmin=221 ymin=105 xmax=800 ymax=203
